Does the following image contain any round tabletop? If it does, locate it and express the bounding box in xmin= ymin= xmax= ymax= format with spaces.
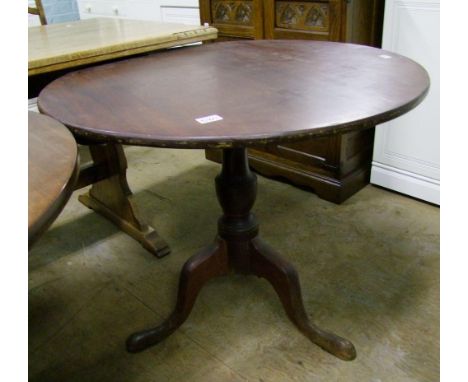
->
xmin=38 ymin=40 xmax=429 ymax=149
xmin=28 ymin=111 xmax=79 ymax=247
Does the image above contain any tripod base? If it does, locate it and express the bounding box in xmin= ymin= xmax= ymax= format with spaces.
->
xmin=126 ymin=148 xmax=356 ymax=361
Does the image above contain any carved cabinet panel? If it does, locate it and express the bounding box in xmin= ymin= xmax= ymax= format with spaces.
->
xmin=201 ymin=0 xmax=385 ymax=203
xmin=200 ymin=0 xmax=264 ymax=38
xmin=275 ymin=2 xmax=330 ymax=32
xmin=264 ymin=0 xmax=343 ymax=41
xmin=212 ymin=1 xmax=254 ymax=26
xmin=200 ymin=0 xmax=350 ymax=41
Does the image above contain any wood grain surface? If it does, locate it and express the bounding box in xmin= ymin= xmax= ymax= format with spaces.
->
xmin=38 ymin=40 xmax=429 ymax=148
xmin=29 ymin=18 xmax=218 ymax=75
xmin=28 ymin=112 xmax=79 ymax=247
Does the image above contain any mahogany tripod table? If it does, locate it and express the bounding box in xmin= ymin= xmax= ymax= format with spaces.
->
xmin=28 ymin=111 xmax=79 ymax=248
xmin=38 ymin=40 xmax=429 ymax=361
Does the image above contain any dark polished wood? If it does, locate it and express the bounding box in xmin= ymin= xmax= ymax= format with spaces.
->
xmin=77 ymin=143 xmax=170 ymax=257
xmin=28 ymin=111 xmax=79 ymax=248
xmin=206 ymin=127 xmax=376 ymax=203
xmin=127 ymin=241 xmax=229 ymax=351
xmin=37 ymin=40 xmax=429 ymax=360
xmin=38 ymin=41 xmax=429 ymax=148
xmin=200 ymin=0 xmax=384 ymax=43
xmin=201 ymin=0 xmax=385 ymax=203
xmin=30 ymin=67 xmax=170 ymax=258
xmin=201 ymin=0 xmax=265 ymax=39
xmin=29 ymin=21 xmax=217 ymax=257
xmin=127 ymin=149 xmax=356 ymax=360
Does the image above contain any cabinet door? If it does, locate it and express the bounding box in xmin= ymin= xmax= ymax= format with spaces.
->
xmin=200 ymin=0 xmax=264 ymax=38
xmin=264 ymin=0 xmax=344 ymax=40
xmin=371 ymin=0 xmax=440 ymax=204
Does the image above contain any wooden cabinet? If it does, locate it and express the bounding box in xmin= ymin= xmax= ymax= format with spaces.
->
xmin=201 ymin=0 xmax=385 ymax=203
xmin=264 ymin=0 xmax=344 ymax=41
xmin=200 ymin=0 xmax=383 ymax=43
xmin=200 ymin=0 xmax=264 ymax=38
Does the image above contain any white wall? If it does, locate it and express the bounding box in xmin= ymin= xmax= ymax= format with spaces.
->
xmin=77 ymin=0 xmax=200 ymax=25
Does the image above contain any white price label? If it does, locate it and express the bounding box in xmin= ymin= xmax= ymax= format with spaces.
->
xmin=195 ymin=114 xmax=223 ymax=124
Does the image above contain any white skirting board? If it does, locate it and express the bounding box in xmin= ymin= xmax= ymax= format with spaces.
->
xmin=371 ymin=162 xmax=440 ymax=205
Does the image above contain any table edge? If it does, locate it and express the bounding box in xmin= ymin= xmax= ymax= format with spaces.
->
xmin=28 ymin=155 xmax=79 ymax=249
xmin=39 ymin=83 xmax=429 ymax=149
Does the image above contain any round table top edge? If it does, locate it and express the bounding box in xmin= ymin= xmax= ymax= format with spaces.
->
xmin=38 ymin=82 xmax=429 ymax=149
xmin=28 ymin=152 xmax=79 ymax=249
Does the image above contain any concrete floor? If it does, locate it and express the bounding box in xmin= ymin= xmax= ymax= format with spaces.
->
xmin=29 ymin=147 xmax=439 ymax=382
